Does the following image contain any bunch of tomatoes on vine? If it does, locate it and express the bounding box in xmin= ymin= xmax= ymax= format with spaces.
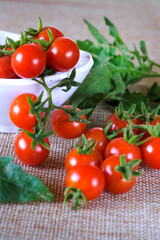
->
xmin=1 ymin=18 xmax=160 ymax=210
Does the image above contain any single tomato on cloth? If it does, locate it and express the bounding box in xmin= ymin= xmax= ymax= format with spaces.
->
xmin=65 ymin=147 xmax=103 ymax=172
xmin=65 ymin=165 xmax=105 ymax=201
xmin=14 ymin=130 xmax=50 ymax=166
xmin=101 ymin=155 xmax=141 ymax=194
xmin=51 ymin=105 xmax=87 ymax=139
xmin=104 ymin=137 xmax=141 ymax=169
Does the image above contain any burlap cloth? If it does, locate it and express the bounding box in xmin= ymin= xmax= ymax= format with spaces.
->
xmin=0 ymin=0 xmax=160 ymax=239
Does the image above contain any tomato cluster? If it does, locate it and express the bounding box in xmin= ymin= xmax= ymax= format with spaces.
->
xmin=64 ymin=106 xmax=160 ymax=209
xmin=0 ymin=25 xmax=79 ymax=79
xmin=5 ymin=19 xmax=160 ymax=210
xmin=9 ymin=90 xmax=160 ymax=209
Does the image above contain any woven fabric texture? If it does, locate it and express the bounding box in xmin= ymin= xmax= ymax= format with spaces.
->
xmin=0 ymin=0 xmax=160 ymax=240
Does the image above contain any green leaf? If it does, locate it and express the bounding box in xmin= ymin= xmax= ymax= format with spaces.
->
xmin=20 ymin=32 xmax=25 ymax=45
xmin=0 ymin=156 xmax=54 ymax=203
xmin=77 ymin=39 xmax=109 ymax=66
xmin=69 ymin=64 xmax=113 ymax=106
xmin=104 ymin=17 xmax=128 ymax=50
xmin=84 ymin=18 xmax=109 ymax=45
xmin=40 ymin=65 xmax=56 ymax=77
xmin=7 ymin=37 xmax=19 ymax=50
xmin=147 ymin=82 xmax=160 ymax=102
xmin=38 ymin=139 xmax=51 ymax=151
xmin=38 ymin=16 xmax=43 ymax=33
xmin=140 ymin=40 xmax=148 ymax=57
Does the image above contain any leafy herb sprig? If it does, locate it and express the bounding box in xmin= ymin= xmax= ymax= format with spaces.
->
xmin=69 ymin=17 xmax=160 ymax=116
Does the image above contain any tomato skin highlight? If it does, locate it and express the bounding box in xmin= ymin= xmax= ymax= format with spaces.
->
xmin=47 ymin=37 xmax=80 ymax=72
xmin=66 ymin=165 xmax=105 ymax=201
xmin=140 ymin=136 xmax=160 ymax=169
xmin=84 ymin=127 xmax=109 ymax=157
xmin=101 ymin=156 xmax=136 ymax=194
xmin=0 ymin=55 xmax=17 ymax=78
xmin=106 ymin=113 xmax=140 ymax=137
xmin=65 ymin=148 xmax=103 ymax=172
xmin=14 ymin=130 xmax=50 ymax=166
xmin=11 ymin=44 xmax=47 ymax=78
xmin=51 ymin=105 xmax=87 ymax=139
xmin=35 ymin=26 xmax=64 ymax=42
xmin=9 ymin=93 xmax=40 ymax=129
xmin=104 ymin=137 xmax=141 ymax=168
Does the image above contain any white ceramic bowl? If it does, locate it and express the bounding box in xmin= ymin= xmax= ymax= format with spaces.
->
xmin=0 ymin=30 xmax=93 ymax=133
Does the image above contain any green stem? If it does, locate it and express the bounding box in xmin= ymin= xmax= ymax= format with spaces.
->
xmin=127 ymin=118 xmax=148 ymax=131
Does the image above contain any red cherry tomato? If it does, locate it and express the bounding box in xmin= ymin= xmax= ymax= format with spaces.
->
xmin=104 ymin=137 xmax=141 ymax=168
xmin=11 ymin=44 xmax=47 ymax=78
xmin=106 ymin=113 xmax=140 ymax=137
xmin=66 ymin=165 xmax=105 ymax=201
xmin=35 ymin=26 xmax=64 ymax=41
xmin=101 ymin=156 xmax=136 ymax=194
xmin=140 ymin=136 xmax=160 ymax=169
xmin=47 ymin=37 xmax=80 ymax=72
xmin=14 ymin=130 xmax=50 ymax=166
xmin=9 ymin=93 xmax=41 ymax=129
xmin=51 ymin=105 xmax=87 ymax=139
xmin=0 ymin=55 xmax=17 ymax=78
xmin=65 ymin=148 xmax=103 ymax=172
xmin=84 ymin=127 xmax=109 ymax=157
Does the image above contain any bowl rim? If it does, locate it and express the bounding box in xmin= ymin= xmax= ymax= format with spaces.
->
xmin=0 ymin=50 xmax=93 ymax=86
xmin=0 ymin=29 xmax=93 ymax=86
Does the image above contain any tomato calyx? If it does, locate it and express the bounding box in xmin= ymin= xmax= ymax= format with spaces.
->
xmin=25 ymin=16 xmax=43 ymax=37
xmin=64 ymin=186 xmax=87 ymax=210
xmin=146 ymin=122 xmax=160 ymax=138
xmin=74 ymin=134 xmax=97 ymax=155
xmin=115 ymin=102 xmax=137 ymax=121
xmin=138 ymin=102 xmax=160 ymax=123
xmin=115 ymin=154 xmax=142 ymax=181
xmin=56 ymin=103 xmax=91 ymax=124
xmin=31 ymin=29 xmax=54 ymax=50
xmin=24 ymin=126 xmax=53 ymax=151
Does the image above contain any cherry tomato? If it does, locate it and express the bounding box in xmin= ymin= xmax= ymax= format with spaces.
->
xmin=84 ymin=127 xmax=109 ymax=157
xmin=9 ymin=93 xmax=41 ymax=129
xmin=106 ymin=113 xmax=140 ymax=137
xmin=11 ymin=44 xmax=47 ymax=78
xmin=0 ymin=55 xmax=17 ymax=78
xmin=65 ymin=148 xmax=103 ymax=172
xmin=51 ymin=105 xmax=87 ymax=139
xmin=66 ymin=165 xmax=105 ymax=201
xmin=104 ymin=137 xmax=141 ymax=168
xmin=140 ymin=136 xmax=160 ymax=169
xmin=14 ymin=130 xmax=50 ymax=166
xmin=35 ymin=26 xmax=64 ymax=42
xmin=101 ymin=156 xmax=136 ymax=194
xmin=47 ymin=37 xmax=80 ymax=72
